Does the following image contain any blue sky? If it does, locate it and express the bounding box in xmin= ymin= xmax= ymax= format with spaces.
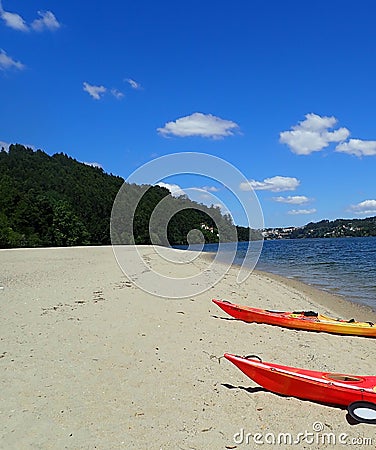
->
xmin=1 ymin=0 xmax=376 ymax=228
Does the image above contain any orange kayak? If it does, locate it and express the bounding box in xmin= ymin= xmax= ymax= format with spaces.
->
xmin=212 ymin=299 xmax=376 ymax=337
xmin=224 ymin=354 xmax=376 ymax=406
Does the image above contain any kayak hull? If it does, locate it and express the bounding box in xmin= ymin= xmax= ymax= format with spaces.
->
xmin=224 ymin=354 xmax=376 ymax=406
xmin=212 ymin=299 xmax=376 ymax=337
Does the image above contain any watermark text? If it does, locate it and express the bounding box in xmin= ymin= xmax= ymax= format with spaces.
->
xmin=234 ymin=423 xmax=374 ymax=446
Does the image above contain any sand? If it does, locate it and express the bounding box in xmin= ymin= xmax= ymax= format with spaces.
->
xmin=0 ymin=246 xmax=375 ymax=449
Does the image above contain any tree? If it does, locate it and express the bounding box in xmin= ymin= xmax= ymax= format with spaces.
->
xmin=52 ymin=201 xmax=90 ymax=246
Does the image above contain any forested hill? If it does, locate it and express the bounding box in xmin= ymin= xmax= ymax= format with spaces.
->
xmin=0 ymin=144 xmax=257 ymax=248
xmin=264 ymin=217 xmax=376 ymax=239
xmin=0 ymin=144 xmax=124 ymax=247
xmin=291 ymin=217 xmax=376 ymax=238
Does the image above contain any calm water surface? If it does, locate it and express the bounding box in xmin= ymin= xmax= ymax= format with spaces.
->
xmin=196 ymin=237 xmax=376 ymax=311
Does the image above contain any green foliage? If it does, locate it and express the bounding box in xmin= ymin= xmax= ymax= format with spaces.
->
xmin=264 ymin=217 xmax=376 ymax=239
xmin=52 ymin=201 xmax=90 ymax=246
xmin=0 ymin=144 xmax=261 ymax=248
xmin=289 ymin=218 xmax=376 ymax=238
xmin=236 ymin=225 xmax=263 ymax=241
xmin=0 ymin=144 xmax=122 ymax=247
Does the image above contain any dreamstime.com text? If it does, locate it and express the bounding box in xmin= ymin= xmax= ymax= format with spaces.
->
xmin=233 ymin=422 xmax=374 ymax=446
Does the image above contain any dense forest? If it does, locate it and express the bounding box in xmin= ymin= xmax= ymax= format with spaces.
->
xmin=0 ymin=144 xmax=258 ymax=248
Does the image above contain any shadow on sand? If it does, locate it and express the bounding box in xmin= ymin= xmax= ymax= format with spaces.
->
xmin=220 ymin=383 xmax=371 ymax=426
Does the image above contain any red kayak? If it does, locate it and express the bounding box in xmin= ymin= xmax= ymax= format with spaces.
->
xmin=212 ymin=299 xmax=376 ymax=337
xmin=224 ymin=353 xmax=376 ymax=406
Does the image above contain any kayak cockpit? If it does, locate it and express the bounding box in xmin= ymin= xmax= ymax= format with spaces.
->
xmin=324 ymin=374 xmax=364 ymax=383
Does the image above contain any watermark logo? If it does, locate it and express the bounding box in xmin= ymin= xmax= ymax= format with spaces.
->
xmin=234 ymin=422 xmax=374 ymax=446
xmin=110 ymin=152 xmax=264 ymax=298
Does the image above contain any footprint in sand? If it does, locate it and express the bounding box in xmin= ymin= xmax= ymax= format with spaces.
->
xmin=93 ymin=290 xmax=105 ymax=302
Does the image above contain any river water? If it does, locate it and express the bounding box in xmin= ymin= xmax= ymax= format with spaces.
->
xmin=188 ymin=237 xmax=376 ymax=311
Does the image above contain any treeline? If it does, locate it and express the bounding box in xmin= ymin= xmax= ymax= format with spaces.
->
xmin=0 ymin=144 xmax=259 ymax=248
xmin=265 ymin=217 xmax=376 ymax=240
xmin=291 ymin=218 xmax=376 ymax=239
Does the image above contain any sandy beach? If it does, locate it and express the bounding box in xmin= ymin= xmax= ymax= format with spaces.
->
xmin=1 ymin=246 xmax=375 ymax=449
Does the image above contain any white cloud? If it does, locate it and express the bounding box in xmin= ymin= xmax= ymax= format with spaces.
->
xmin=111 ymin=88 xmax=124 ymax=99
xmin=279 ymin=113 xmax=350 ymax=155
xmin=1 ymin=8 xmax=28 ymax=31
xmin=157 ymin=112 xmax=240 ymax=139
xmin=155 ymin=184 xmax=229 ymax=214
xmin=83 ymin=82 xmax=107 ymax=100
xmin=288 ymin=209 xmax=317 ymax=215
xmin=240 ymin=176 xmax=300 ymax=192
xmin=82 ymin=161 xmax=103 ymax=169
xmin=83 ymin=83 xmax=125 ymax=101
xmin=348 ymin=200 xmax=376 ymax=215
xmin=156 ymin=183 xmax=222 ymax=205
xmin=0 ymin=140 xmax=10 ymax=151
xmin=335 ymin=139 xmax=376 ymax=157
xmin=272 ymin=195 xmax=310 ymax=204
xmin=0 ymin=141 xmax=35 ymax=151
xmin=31 ymin=11 xmax=60 ymax=32
xmin=201 ymin=185 xmax=220 ymax=192
xmin=213 ymin=203 xmax=230 ymax=215
xmin=125 ymin=78 xmax=141 ymax=89
xmin=0 ymin=3 xmax=60 ymax=32
xmin=0 ymin=49 xmax=25 ymax=71
xmin=156 ymin=182 xmax=185 ymax=197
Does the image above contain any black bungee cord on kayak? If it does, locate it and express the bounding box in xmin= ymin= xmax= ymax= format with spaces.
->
xmin=243 ymin=354 xmax=263 ymax=362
